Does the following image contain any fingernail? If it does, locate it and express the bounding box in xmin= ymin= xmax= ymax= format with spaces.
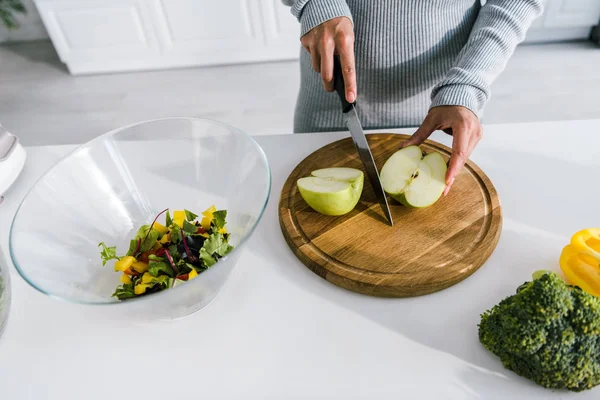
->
xmin=348 ymin=92 xmax=355 ymax=103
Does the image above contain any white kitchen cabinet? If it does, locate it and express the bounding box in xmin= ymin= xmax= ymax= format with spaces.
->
xmin=33 ymin=0 xmax=301 ymax=75
xmin=524 ymin=0 xmax=600 ymax=43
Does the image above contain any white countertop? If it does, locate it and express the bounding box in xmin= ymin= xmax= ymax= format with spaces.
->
xmin=1 ymin=120 xmax=599 ymax=399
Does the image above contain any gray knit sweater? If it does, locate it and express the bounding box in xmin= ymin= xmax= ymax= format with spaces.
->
xmin=282 ymin=0 xmax=543 ymax=133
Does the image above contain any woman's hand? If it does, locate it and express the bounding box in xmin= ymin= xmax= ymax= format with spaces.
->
xmin=301 ymin=16 xmax=356 ymax=103
xmin=400 ymin=105 xmax=483 ymax=196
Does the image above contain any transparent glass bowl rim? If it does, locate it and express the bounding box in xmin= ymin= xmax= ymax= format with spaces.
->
xmin=8 ymin=116 xmax=272 ymax=306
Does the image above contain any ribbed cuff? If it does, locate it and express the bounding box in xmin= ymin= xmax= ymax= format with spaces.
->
xmin=429 ymin=84 xmax=487 ymax=119
xmin=298 ymin=0 xmax=353 ymax=37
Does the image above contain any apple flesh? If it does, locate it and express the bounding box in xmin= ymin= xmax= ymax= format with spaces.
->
xmin=297 ymin=167 xmax=364 ymax=216
xmin=380 ymin=146 xmax=447 ymax=208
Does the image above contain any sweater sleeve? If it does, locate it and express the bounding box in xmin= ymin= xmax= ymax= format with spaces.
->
xmin=429 ymin=0 xmax=544 ymax=118
xmin=281 ymin=0 xmax=353 ymax=38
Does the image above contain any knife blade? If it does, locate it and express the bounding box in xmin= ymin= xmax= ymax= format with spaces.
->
xmin=332 ymin=55 xmax=393 ymax=226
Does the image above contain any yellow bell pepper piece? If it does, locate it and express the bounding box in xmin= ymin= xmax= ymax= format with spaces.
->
xmin=570 ymin=228 xmax=600 ymax=259
xmin=131 ymin=261 xmax=149 ymax=273
xmin=218 ymin=227 xmax=227 ymax=234
xmin=201 ymin=205 xmax=216 ymax=230
xmin=134 ymin=273 xmax=169 ymax=295
xmin=173 ymin=210 xmax=185 ymax=228
xmin=153 ymin=222 xmax=169 ymax=235
xmin=134 ymin=283 xmax=148 ymax=295
xmin=160 ymin=233 xmax=171 ymax=244
xmin=114 ymin=256 xmax=135 ymax=272
xmin=120 ymin=274 xmax=132 ymax=284
xmin=188 ymin=268 xmax=198 ymax=280
xmin=559 ymin=244 xmax=600 ymax=297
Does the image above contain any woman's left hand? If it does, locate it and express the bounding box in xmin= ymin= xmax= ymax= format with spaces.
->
xmin=400 ymin=105 xmax=483 ymax=196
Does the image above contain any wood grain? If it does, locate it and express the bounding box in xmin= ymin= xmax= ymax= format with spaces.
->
xmin=278 ymin=133 xmax=502 ymax=297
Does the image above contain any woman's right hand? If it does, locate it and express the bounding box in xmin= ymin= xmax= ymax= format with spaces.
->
xmin=301 ymin=16 xmax=356 ymax=103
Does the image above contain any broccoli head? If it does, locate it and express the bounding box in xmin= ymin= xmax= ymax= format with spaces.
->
xmin=478 ymin=271 xmax=600 ymax=392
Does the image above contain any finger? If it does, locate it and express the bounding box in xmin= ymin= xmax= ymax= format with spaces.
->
xmin=310 ymin=48 xmax=321 ymax=73
xmin=320 ymin=38 xmax=335 ymax=92
xmin=443 ymin=124 xmax=470 ymax=196
xmin=400 ymin=117 xmax=436 ymax=148
xmin=337 ymin=36 xmax=356 ymax=103
xmin=302 ymin=43 xmax=311 ymax=54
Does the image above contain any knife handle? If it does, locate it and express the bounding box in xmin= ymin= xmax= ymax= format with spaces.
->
xmin=333 ymin=55 xmax=354 ymax=113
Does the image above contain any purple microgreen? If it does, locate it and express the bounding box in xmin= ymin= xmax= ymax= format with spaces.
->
xmin=181 ymin=228 xmax=198 ymax=262
xmin=142 ymin=208 xmax=169 ymax=245
xmin=164 ymin=249 xmax=177 ymax=276
xmin=133 ymin=238 xmax=142 ymax=257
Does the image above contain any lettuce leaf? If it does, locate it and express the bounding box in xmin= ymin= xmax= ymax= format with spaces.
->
xmin=170 ymin=227 xmax=182 ymax=244
xmin=112 ymin=283 xmax=136 ymax=300
xmin=148 ymin=255 xmax=174 ymax=277
xmin=125 ymin=239 xmax=139 ymax=256
xmin=165 ymin=210 xmax=173 ymax=227
xmin=183 ymin=220 xmax=197 ymax=235
xmin=184 ymin=209 xmax=198 ymax=221
xmin=212 ymin=210 xmax=227 ymax=230
xmin=98 ymin=242 xmax=120 ymax=266
xmin=200 ymin=232 xmax=233 ymax=268
xmin=134 ymin=225 xmax=160 ymax=252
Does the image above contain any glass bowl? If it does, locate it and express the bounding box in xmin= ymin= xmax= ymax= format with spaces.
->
xmin=9 ymin=117 xmax=271 ymax=320
xmin=0 ymin=246 xmax=11 ymax=337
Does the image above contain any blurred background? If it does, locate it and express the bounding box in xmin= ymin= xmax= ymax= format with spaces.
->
xmin=1 ymin=0 xmax=600 ymax=146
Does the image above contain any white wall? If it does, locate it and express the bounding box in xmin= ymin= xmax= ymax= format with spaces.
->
xmin=0 ymin=0 xmax=48 ymax=43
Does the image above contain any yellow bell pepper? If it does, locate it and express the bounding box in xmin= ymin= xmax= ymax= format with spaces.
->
xmin=188 ymin=268 xmax=198 ymax=280
xmin=153 ymin=222 xmax=169 ymax=235
xmin=559 ymin=228 xmax=600 ymax=297
xmin=134 ymin=282 xmax=147 ymax=295
xmin=201 ymin=205 xmax=216 ymax=230
xmin=570 ymin=228 xmax=600 ymax=258
xmin=120 ymin=273 xmax=132 ymax=284
xmin=159 ymin=233 xmax=171 ymax=244
xmin=114 ymin=256 xmax=135 ymax=272
xmin=173 ymin=210 xmax=185 ymax=228
xmin=134 ymin=272 xmax=169 ymax=295
xmin=131 ymin=260 xmax=149 ymax=274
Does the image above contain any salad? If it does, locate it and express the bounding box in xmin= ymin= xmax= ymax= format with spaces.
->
xmin=98 ymin=206 xmax=234 ymax=300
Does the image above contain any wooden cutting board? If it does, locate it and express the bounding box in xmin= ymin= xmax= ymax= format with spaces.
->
xmin=278 ymin=133 xmax=502 ymax=297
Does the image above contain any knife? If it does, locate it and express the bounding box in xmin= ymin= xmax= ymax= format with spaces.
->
xmin=332 ymin=55 xmax=393 ymax=226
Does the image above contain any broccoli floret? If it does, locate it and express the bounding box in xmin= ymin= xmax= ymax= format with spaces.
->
xmin=479 ymin=271 xmax=600 ymax=392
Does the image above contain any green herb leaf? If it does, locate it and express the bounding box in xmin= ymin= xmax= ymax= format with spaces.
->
xmin=168 ymin=244 xmax=180 ymax=260
xmin=125 ymin=239 xmax=139 ymax=256
xmin=165 ymin=210 xmax=173 ymax=227
xmin=199 ymin=232 xmax=233 ymax=268
xmin=112 ymin=283 xmax=136 ymax=300
xmin=184 ymin=209 xmax=198 ymax=221
xmin=175 ymin=259 xmax=194 ymax=275
xmin=98 ymin=242 xmax=120 ymax=266
xmin=148 ymin=255 xmax=174 ymax=278
xmin=134 ymin=225 xmax=160 ymax=252
xmin=183 ymin=220 xmax=197 ymax=235
xmin=170 ymin=227 xmax=182 ymax=244
xmin=212 ymin=210 xmax=227 ymax=230
xmin=143 ymin=274 xmax=170 ymax=287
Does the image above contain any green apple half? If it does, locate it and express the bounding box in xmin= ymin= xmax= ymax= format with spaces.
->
xmin=297 ymin=167 xmax=364 ymax=216
xmin=380 ymin=146 xmax=448 ymax=208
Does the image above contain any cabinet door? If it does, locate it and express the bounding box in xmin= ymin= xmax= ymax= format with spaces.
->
xmin=543 ymin=0 xmax=600 ymax=28
xmin=34 ymin=0 xmax=160 ymax=63
xmin=147 ymin=0 xmax=266 ymax=60
xmin=260 ymin=0 xmax=300 ymax=46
